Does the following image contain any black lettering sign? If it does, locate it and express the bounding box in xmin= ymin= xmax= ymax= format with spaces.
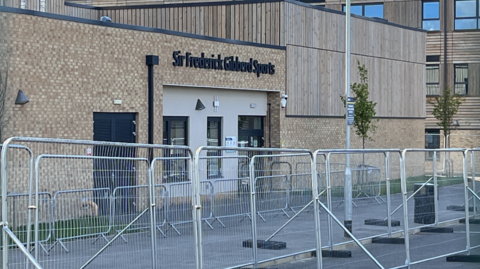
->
xmin=172 ymin=51 xmax=275 ymax=77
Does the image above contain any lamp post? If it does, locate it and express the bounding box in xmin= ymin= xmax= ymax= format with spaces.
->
xmin=344 ymin=0 xmax=353 ymax=237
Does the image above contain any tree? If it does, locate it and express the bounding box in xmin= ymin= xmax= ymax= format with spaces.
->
xmin=427 ymin=86 xmax=462 ymax=148
xmin=0 ymin=62 xmax=9 ymax=141
xmin=340 ymin=61 xmax=378 ymax=150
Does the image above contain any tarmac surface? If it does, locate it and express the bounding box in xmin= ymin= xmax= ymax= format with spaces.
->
xmin=4 ymin=183 xmax=480 ymax=268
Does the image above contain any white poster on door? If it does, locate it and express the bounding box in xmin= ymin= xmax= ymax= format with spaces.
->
xmin=225 ymin=136 xmax=237 ymax=153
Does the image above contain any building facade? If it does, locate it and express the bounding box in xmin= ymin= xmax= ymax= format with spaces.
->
xmin=0 ymin=1 xmax=426 ymax=185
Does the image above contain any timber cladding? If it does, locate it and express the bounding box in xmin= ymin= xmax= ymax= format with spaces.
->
xmin=63 ymin=1 xmax=284 ymax=45
xmin=284 ymin=2 xmax=426 ymax=118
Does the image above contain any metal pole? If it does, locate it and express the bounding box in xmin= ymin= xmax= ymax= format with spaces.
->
xmin=148 ymin=162 xmax=156 ymax=269
xmin=312 ymin=152 xmax=323 ymax=269
xmin=472 ymin=151 xmax=477 ymax=217
xmin=193 ymin=151 xmax=203 ymax=269
xmin=401 ymin=150 xmax=411 ymax=268
xmin=433 ymin=151 xmax=439 ymax=225
xmin=146 ymin=55 xmax=159 ymax=162
xmin=385 ymin=152 xmax=392 ymax=237
xmin=463 ymin=150 xmax=471 ymax=254
xmin=249 ymin=157 xmax=259 ymax=268
xmin=344 ymin=0 xmax=353 ymax=236
xmin=2 ymin=138 xmax=14 ymax=269
xmin=326 ymin=154 xmax=334 ymax=249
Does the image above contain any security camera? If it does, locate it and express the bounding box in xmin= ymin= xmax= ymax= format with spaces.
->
xmin=100 ymin=16 xmax=112 ymax=22
xmin=281 ymin=94 xmax=288 ymax=108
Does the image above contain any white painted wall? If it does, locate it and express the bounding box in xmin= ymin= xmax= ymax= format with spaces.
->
xmin=163 ymin=86 xmax=268 ymax=151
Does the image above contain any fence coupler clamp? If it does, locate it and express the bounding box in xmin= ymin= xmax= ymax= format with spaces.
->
xmin=28 ymin=205 xmax=37 ymax=210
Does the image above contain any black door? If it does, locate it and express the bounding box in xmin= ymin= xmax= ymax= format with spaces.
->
xmin=162 ymin=117 xmax=188 ymax=182
xmin=93 ymin=113 xmax=136 ymax=215
xmin=238 ymin=116 xmax=265 ymax=185
xmin=238 ymin=116 xmax=264 ymax=148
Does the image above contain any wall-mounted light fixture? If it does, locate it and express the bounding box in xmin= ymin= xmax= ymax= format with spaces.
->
xmin=100 ymin=16 xmax=112 ymax=22
xmin=195 ymin=99 xmax=206 ymax=110
xmin=453 ymin=120 xmax=460 ymax=126
xmin=281 ymin=94 xmax=288 ymax=108
xmin=15 ymin=90 xmax=29 ymax=105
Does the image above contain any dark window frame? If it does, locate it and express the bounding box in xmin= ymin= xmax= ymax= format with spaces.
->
xmin=425 ymin=129 xmax=441 ymax=160
xmin=342 ymin=3 xmax=384 ymax=18
xmin=454 ymin=0 xmax=480 ymax=30
xmin=163 ymin=116 xmax=188 ymax=146
xmin=426 ymin=64 xmax=440 ymax=96
xmin=454 ymin=64 xmax=469 ymax=95
xmin=422 ymin=0 xmax=440 ymax=31
xmin=207 ymin=117 xmax=223 ymax=179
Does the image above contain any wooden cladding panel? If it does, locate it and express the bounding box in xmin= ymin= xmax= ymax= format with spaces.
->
xmin=86 ymin=2 xmax=282 ymax=45
xmin=1 ymin=0 xmax=21 ymax=8
xmin=64 ymin=6 xmax=99 ymax=20
xmin=450 ymin=32 xmax=480 ymax=63
xmin=384 ymin=0 xmax=422 ymax=29
xmin=469 ymin=64 xmax=480 ymax=97
xmin=287 ymin=46 xmax=425 ymax=117
xmin=427 ymin=31 xmax=480 ymax=63
xmin=284 ymin=2 xmax=425 ymax=64
xmin=426 ymin=97 xmax=480 ymax=129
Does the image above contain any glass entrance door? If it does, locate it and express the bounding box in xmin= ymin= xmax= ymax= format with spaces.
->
xmin=163 ymin=116 xmax=188 ymax=146
xmin=163 ymin=116 xmax=188 ymax=182
xmin=238 ymin=116 xmax=264 ymax=148
xmin=237 ymin=116 xmax=265 ymax=189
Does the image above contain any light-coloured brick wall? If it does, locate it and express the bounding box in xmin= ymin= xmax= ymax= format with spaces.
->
xmin=0 ymin=11 xmax=285 ymax=145
xmin=280 ymin=116 xmax=426 ymax=179
xmin=0 ymin=11 xmax=285 ymax=195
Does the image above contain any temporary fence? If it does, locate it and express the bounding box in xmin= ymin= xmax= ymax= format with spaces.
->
xmin=193 ymin=148 xmax=317 ymax=269
xmin=49 ymin=187 xmax=111 ymax=253
xmin=3 ymin=192 xmax=52 ymax=253
xmin=0 ymin=137 xmax=194 ymax=269
xmin=2 ymin=138 xmax=480 ymax=269
xmin=466 ymin=148 xmax=480 ymax=253
xmin=111 ymin=184 xmax=167 ymax=240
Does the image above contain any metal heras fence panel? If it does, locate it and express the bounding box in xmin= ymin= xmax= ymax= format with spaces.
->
xmin=401 ymin=148 xmax=468 ymax=267
xmin=210 ymin=177 xmax=251 ymax=227
xmin=49 ymin=188 xmax=111 ymax=253
xmin=314 ymin=149 xmax=404 ymax=269
xmin=1 ymin=192 xmax=52 ymax=253
xmin=255 ymin=175 xmax=290 ymax=220
xmin=111 ymin=184 xmax=167 ymax=240
xmin=0 ymin=137 xmax=193 ymax=269
xmin=193 ymin=148 xmax=316 ymax=269
xmin=166 ymin=180 xmax=214 ymax=234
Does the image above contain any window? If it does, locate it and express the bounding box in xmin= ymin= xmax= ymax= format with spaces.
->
xmin=342 ymin=4 xmax=384 ymax=18
xmin=162 ymin=116 xmax=188 ymax=183
xmin=425 ymin=129 xmax=440 ymax=160
xmin=423 ymin=1 xmax=440 ymax=30
xmin=426 ymin=65 xmax=440 ymax=95
xmin=455 ymin=0 xmax=480 ymax=29
xmin=454 ymin=64 xmax=468 ymax=95
xmin=207 ymin=117 xmax=222 ymax=179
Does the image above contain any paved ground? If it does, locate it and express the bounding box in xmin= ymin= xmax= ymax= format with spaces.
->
xmin=4 ymin=183 xmax=480 ymax=268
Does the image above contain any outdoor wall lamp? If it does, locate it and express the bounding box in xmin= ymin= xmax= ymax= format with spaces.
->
xmin=15 ymin=90 xmax=29 ymax=105
xmin=281 ymin=94 xmax=288 ymax=108
xmin=195 ymin=99 xmax=206 ymax=110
